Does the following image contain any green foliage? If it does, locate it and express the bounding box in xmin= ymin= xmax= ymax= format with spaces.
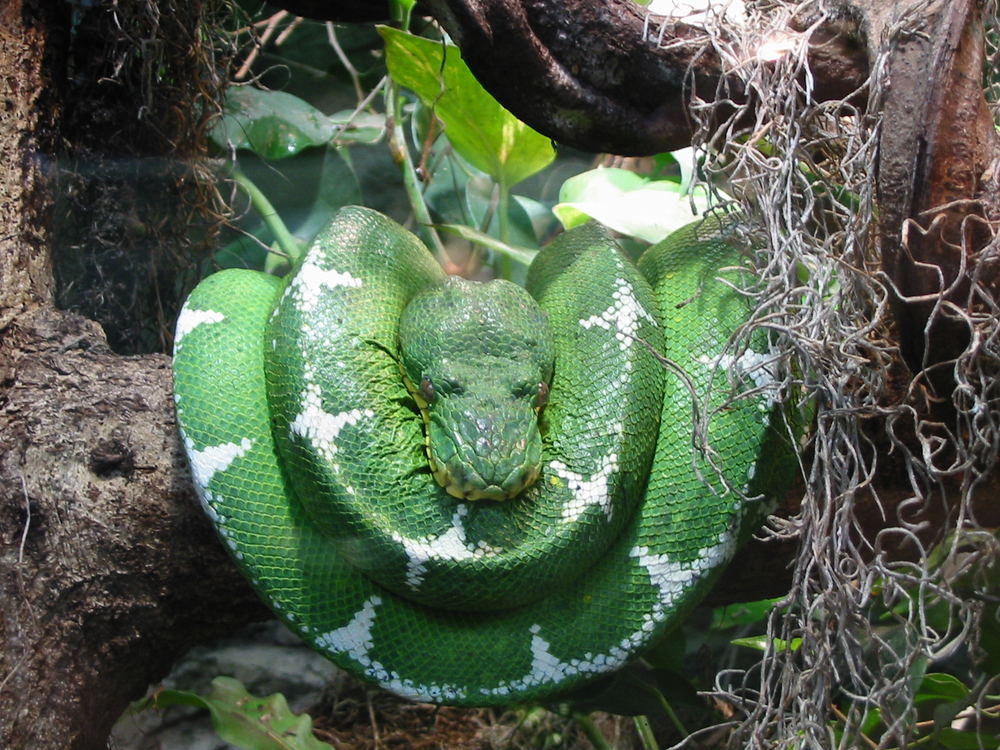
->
xmin=554 ymin=165 xmax=718 ymax=243
xmin=134 ymin=677 xmax=335 ymax=750
xmin=379 ymin=26 xmax=555 ymax=188
xmin=210 ymin=87 xmax=338 ymax=159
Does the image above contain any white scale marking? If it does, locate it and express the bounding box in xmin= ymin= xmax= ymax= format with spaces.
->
xmin=696 ymin=349 xmax=780 ymax=407
xmin=391 ymin=505 xmax=503 ymax=590
xmin=173 ymin=307 xmax=224 ymax=351
xmin=579 ymin=277 xmax=657 ymax=359
xmin=316 ymin=595 xmax=382 ymax=667
xmin=289 ymin=382 xmax=374 ymax=465
xmin=291 ymin=260 xmax=362 ymax=312
xmin=549 ymin=454 xmax=619 ymax=522
xmin=555 ymin=275 xmax=653 ymax=524
xmin=186 ymin=437 xmax=254 ymax=490
xmin=317 ymin=597 xmax=468 ymax=702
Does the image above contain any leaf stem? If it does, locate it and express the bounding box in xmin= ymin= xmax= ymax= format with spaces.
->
xmin=384 ymin=0 xmax=445 ymax=255
xmin=573 ymin=713 xmax=614 ymax=750
xmin=496 ymin=179 xmax=513 ymax=279
xmin=385 ymin=80 xmax=446 ymax=260
xmin=227 ymin=163 xmax=303 ymax=275
xmin=645 ymin=683 xmax=689 ymax=738
xmin=633 ymin=715 xmax=659 ymax=750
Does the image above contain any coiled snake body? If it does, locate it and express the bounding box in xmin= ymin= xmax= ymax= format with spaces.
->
xmin=173 ymin=206 xmax=792 ymax=705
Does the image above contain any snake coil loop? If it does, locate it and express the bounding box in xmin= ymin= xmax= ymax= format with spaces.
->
xmin=173 ymin=206 xmax=796 ymax=705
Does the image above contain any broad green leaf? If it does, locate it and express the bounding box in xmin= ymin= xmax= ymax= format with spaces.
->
xmin=329 ymin=110 xmax=386 ymax=145
xmin=554 ymin=167 xmax=719 ymax=243
xmin=135 ymin=677 xmax=334 ymax=750
xmin=710 ymin=598 xmax=783 ymax=630
xmin=463 ymin=175 xmax=544 ymax=249
xmin=935 ymin=727 xmax=1000 ymax=749
xmin=858 ymin=706 xmax=882 ymax=735
xmin=640 ymin=629 xmax=686 ymax=671
xmin=379 ymin=27 xmax=555 ymax=187
xmin=916 ymin=673 xmax=970 ymax=704
xmin=421 ymin=143 xmax=545 ymax=250
xmin=210 ymin=87 xmax=336 ymax=159
xmin=295 ymin=147 xmax=362 ymax=241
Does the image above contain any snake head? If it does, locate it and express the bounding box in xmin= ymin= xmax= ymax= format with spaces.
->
xmin=399 ymin=277 xmax=554 ymax=502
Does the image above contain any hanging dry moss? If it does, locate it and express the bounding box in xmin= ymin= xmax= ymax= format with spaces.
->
xmin=638 ymin=1 xmax=1000 ymax=746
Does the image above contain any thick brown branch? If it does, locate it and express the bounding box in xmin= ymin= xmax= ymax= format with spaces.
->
xmin=873 ymin=0 xmax=1000 ymax=393
xmin=0 ymin=309 xmax=270 ymax=750
xmin=270 ymin=0 xmax=870 ymax=155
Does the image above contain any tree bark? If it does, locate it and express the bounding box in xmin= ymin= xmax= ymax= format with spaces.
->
xmin=866 ymin=0 xmax=1000 ymax=395
xmin=276 ymin=0 xmax=870 ymax=154
xmin=0 ymin=309 xmax=269 ymax=749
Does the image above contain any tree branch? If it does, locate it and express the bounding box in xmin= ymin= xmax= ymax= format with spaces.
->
xmin=870 ymin=0 xmax=1000 ymax=394
xmin=0 ymin=309 xmax=270 ymax=750
xmin=270 ymin=0 xmax=870 ymax=155
xmin=0 ymin=4 xmax=269 ymax=748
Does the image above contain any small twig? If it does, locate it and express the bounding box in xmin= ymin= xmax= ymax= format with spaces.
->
xmin=366 ymin=691 xmax=382 ymax=749
xmin=17 ymin=474 xmax=30 ymax=564
xmin=274 ymin=15 xmax=303 ymax=46
xmin=326 ymin=22 xmax=365 ymax=104
xmin=0 ymin=653 xmax=28 ymax=695
xmin=830 ymin=703 xmax=878 ymax=749
xmin=235 ymin=11 xmax=288 ymax=81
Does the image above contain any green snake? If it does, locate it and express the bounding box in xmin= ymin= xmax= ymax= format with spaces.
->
xmin=172 ymin=206 xmax=794 ymax=705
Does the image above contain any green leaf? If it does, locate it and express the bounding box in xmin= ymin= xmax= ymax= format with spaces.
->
xmin=640 ymin=629 xmax=686 ymax=671
xmin=210 ymin=87 xmax=337 ymax=159
xmin=553 ymin=167 xmax=720 ymax=243
xmin=731 ymin=635 xmax=802 ymax=653
xmin=295 ymin=147 xmax=362 ymax=242
xmin=710 ymin=598 xmax=783 ymax=630
xmin=936 ymin=727 xmax=1000 ymax=749
xmin=135 ymin=677 xmax=335 ymax=750
xmin=858 ymin=706 xmax=882 ymax=735
xmin=379 ymin=27 xmax=555 ymax=187
xmin=916 ymin=673 xmax=970 ymax=704
xmin=329 ymin=110 xmax=386 ymax=145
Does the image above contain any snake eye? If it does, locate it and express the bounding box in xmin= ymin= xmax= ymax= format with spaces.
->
xmin=534 ymin=381 xmax=550 ymax=408
xmin=419 ymin=375 xmax=437 ymax=403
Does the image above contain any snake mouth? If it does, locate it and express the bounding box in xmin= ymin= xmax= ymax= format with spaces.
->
xmin=424 ymin=401 xmax=545 ymax=502
xmin=434 ymin=460 xmax=541 ymax=502
xmin=403 ymin=376 xmax=547 ymax=502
